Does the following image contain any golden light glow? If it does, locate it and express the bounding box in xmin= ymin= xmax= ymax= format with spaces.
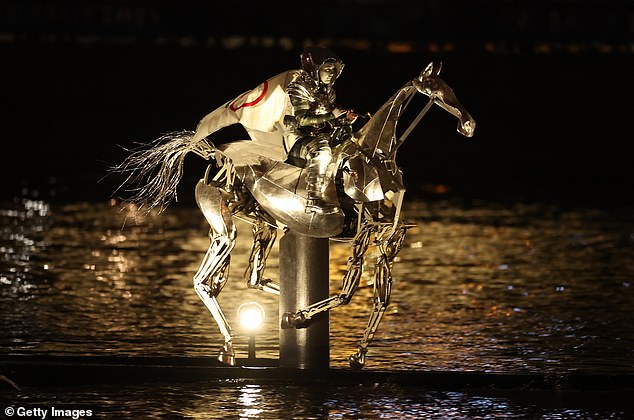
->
xmin=238 ymin=302 xmax=265 ymax=331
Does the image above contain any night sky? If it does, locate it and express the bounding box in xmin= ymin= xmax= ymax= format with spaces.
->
xmin=1 ymin=1 xmax=632 ymax=206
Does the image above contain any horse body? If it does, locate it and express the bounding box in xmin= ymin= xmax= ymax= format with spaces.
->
xmin=213 ymin=144 xmax=345 ymax=237
xmin=116 ymin=62 xmax=475 ymax=368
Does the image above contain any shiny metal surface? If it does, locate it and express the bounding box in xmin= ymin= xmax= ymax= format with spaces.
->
xmin=279 ymin=232 xmax=330 ymax=369
xmin=244 ymin=218 xmax=279 ymax=295
xmin=413 ymin=62 xmax=475 ymax=137
xmin=192 ymin=181 xmax=237 ymax=364
xmin=113 ymin=58 xmax=475 ymax=367
xmin=240 ymin=156 xmax=345 ymax=237
xmin=342 ymin=155 xmax=384 ymax=202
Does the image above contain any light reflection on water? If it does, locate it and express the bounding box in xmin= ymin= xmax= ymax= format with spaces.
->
xmin=1 ymin=197 xmax=633 ymax=373
xmin=3 ymin=381 xmax=630 ymax=419
xmin=2 ymin=196 xmax=633 ymax=417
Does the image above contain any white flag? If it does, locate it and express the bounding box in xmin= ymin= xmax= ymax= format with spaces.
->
xmin=191 ymin=70 xmax=299 ymax=161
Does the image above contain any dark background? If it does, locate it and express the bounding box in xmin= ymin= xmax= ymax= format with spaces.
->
xmin=1 ymin=0 xmax=632 ymax=206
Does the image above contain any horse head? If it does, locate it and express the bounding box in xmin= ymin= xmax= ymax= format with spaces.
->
xmin=414 ymin=62 xmax=476 ymax=138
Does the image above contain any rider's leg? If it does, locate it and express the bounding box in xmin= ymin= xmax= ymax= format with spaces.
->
xmin=349 ymin=225 xmax=407 ymax=369
xmin=305 ymin=134 xmax=336 ymax=213
xmin=281 ymin=221 xmax=373 ymax=328
xmin=193 ymin=180 xmax=238 ymax=365
xmin=244 ymin=217 xmax=279 ymax=295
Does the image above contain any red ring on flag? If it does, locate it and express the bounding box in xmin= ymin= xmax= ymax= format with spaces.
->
xmin=229 ymin=81 xmax=269 ymax=111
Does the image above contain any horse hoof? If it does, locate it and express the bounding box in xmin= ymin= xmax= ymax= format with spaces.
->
xmin=281 ymin=311 xmax=307 ymax=329
xmin=348 ymin=355 xmax=364 ymax=370
xmin=348 ymin=349 xmax=367 ymax=370
xmin=217 ymin=342 xmax=236 ymax=366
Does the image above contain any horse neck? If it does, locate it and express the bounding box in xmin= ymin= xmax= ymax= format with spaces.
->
xmin=356 ymin=83 xmax=416 ymax=161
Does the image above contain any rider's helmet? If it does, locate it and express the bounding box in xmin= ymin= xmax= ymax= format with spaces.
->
xmin=300 ymin=47 xmax=344 ymax=89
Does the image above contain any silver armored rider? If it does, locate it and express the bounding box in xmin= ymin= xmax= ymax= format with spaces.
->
xmin=285 ymin=48 xmax=357 ymax=213
xmin=115 ymin=51 xmax=476 ymax=369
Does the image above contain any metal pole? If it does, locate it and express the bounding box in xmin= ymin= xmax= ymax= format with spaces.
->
xmin=279 ymin=230 xmax=330 ymax=369
xmin=248 ymin=335 xmax=256 ymax=360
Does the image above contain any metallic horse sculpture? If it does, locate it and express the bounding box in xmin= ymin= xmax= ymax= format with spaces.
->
xmin=115 ymin=62 xmax=475 ymax=368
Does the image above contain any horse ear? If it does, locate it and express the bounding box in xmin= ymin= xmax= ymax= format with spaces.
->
xmin=420 ymin=62 xmax=434 ymax=80
xmin=435 ymin=62 xmax=442 ymax=75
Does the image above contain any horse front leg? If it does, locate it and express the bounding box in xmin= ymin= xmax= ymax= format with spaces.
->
xmin=349 ymin=225 xmax=407 ymax=369
xmin=244 ymin=217 xmax=279 ymax=295
xmin=281 ymin=222 xmax=373 ymax=328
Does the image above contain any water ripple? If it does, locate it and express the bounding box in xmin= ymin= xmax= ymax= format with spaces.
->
xmin=1 ymin=198 xmax=633 ymax=373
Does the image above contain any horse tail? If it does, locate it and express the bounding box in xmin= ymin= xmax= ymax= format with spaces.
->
xmin=112 ymin=130 xmax=215 ymax=214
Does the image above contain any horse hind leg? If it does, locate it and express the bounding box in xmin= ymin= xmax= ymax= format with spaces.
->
xmin=349 ymin=225 xmax=407 ymax=369
xmin=244 ymin=217 xmax=279 ymax=295
xmin=193 ymin=180 xmax=238 ymax=365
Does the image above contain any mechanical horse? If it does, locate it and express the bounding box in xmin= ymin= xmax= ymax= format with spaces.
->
xmin=115 ymin=62 xmax=475 ymax=368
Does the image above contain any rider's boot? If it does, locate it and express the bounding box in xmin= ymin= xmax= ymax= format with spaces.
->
xmin=306 ymin=176 xmax=338 ymax=214
xmin=304 ymin=139 xmax=338 ymax=214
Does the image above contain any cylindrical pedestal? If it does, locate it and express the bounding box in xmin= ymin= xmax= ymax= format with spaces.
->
xmin=279 ymin=231 xmax=330 ymax=369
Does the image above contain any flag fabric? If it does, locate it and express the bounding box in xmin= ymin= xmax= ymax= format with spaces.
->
xmin=191 ymin=70 xmax=300 ymax=161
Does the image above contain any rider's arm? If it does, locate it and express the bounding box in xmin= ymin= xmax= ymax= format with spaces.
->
xmin=294 ymin=109 xmax=336 ymax=126
xmin=289 ymin=95 xmax=336 ymax=127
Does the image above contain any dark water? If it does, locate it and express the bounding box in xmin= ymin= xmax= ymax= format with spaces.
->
xmin=3 ymin=381 xmax=631 ymax=419
xmin=1 ymin=196 xmax=633 ymax=417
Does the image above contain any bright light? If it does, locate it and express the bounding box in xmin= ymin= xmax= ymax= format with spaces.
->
xmin=238 ymin=302 xmax=265 ymax=331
